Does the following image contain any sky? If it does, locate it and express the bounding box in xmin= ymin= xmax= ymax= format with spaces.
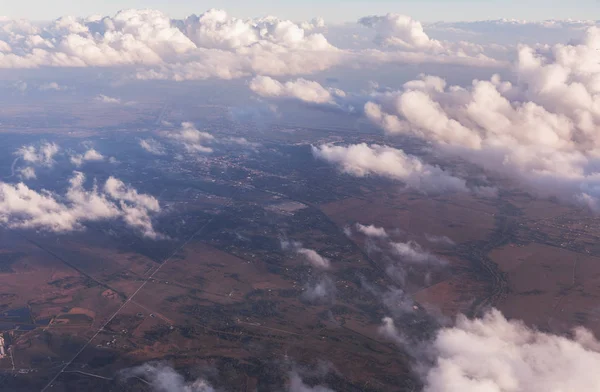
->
xmin=2 ymin=0 xmax=600 ymax=23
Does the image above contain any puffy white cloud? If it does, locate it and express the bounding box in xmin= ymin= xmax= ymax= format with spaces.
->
xmin=358 ymin=13 xmax=505 ymax=65
xmin=139 ymin=138 xmax=166 ymax=155
xmin=424 ymin=309 xmax=600 ymax=392
xmin=0 ymin=171 xmax=161 ymax=238
xmin=167 ymin=122 xmax=215 ymax=153
xmin=359 ymin=14 xmax=443 ymax=51
xmin=363 ymin=28 xmax=600 ymax=208
xmin=297 ymin=248 xmax=331 ymax=270
xmin=355 ymin=223 xmax=389 ymax=238
xmin=120 ymin=362 xmax=215 ymax=392
xmin=70 ymin=148 xmax=104 ymax=167
xmin=15 ymin=142 xmax=59 ymax=167
xmin=249 ymin=76 xmax=345 ymax=104
xmin=0 ymin=9 xmax=341 ymax=80
xmin=312 ymin=143 xmax=469 ymax=193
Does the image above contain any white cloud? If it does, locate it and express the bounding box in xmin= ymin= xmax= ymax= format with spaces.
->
xmin=379 ymin=316 xmax=408 ymax=347
xmin=425 ymin=234 xmax=455 ymax=246
xmin=0 ymin=9 xmax=506 ymax=82
xmin=424 ymin=309 xmax=600 ymax=392
xmin=139 ymin=138 xmax=166 ymax=155
xmin=312 ymin=143 xmax=469 ymax=193
xmin=355 ymin=223 xmax=388 ymax=238
xmin=303 ymin=275 xmax=336 ymax=303
xmin=391 ymin=240 xmax=447 ymax=265
xmin=120 ymin=362 xmax=215 ymax=392
xmin=70 ymin=148 xmax=104 ymax=167
xmin=0 ymin=171 xmax=161 ymax=238
xmin=95 ymin=94 xmax=121 ymax=104
xmin=167 ymin=122 xmax=215 ymax=153
xmin=39 ymin=82 xmax=65 ymax=91
xmin=15 ymin=142 xmax=59 ymax=167
xmin=297 ymin=248 xmax=331 ymax=270
xmin=359 ymin=14 xmax=444 ymax=51
xmin=363 ymin=28 xmax=600 ymax=209
xmin=289 ymin=370 xmax=335 ymax=392
xmin=249 ymin=76 xmax=345 ymax=104
xmin=18 ymin=167 xmax=36 ymax=180
xmin=357 ymin=13 xmax=505 ymax=65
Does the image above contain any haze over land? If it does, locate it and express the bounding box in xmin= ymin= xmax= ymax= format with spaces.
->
xmin=0 ymin=4 xmax=599 ymax=391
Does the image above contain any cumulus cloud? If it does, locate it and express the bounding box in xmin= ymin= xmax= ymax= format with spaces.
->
xmin=15 ymin=142 xmax=59 ymax=167
xmin=355 ymin=223 xmax=388 ymax=238
xmin=0 ymin=9 xmax=506 ymax=82
xmin=363 ymin=28 xmax=600 ymax=209
xmin=280 ymin=238 xmax=331 ymax=270
xmin=167 ymin=122 xmax=215 ymax=153
xmin=249 ymin=76 xmax=345 ymax=104
xmin=0 ymin=9 xmax=341 ymax=79
xmin=0 ymin=171 xmax=161 ymax=238
xmin=358 ymin=13 xmax=505 ymax=66
xmin=70 ymin=148 xmax=104 ymax=167
xmin=424 ymin=309 xmax=600 ymax=392
xmin=312 ymin=143 xmax=469 ymax=193
xmin=139 ymin=138 xmax=166 ymax=155
xmin=359 ymin=14 xmax=444 ymax=51
xmin=391 ymin=240 xmax=447 ymax=265
xmin=121 ymin=362 xmax=215 ymax=392
xmin=297 ymin=248 xmax=331 ymax=270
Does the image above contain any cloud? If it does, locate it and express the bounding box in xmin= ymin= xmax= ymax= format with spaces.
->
xmin=302 ymin=275 xmax=336 ymax=303
xmin=139 ymin=138 xmax=166 ymax=155
xmin=167 ymin=122 xmax=215 ymax=153
xmin=15 ymin=142 xmax=59 ymax=167
xmin=391 ymin=240 xmax=447 ymax=265
xmin=18 ymin=167 xmax=36 ymax=180
xmin=362 ymin=27 xmax=600 ymax=209
xmin=355 ymin=223 xmax=389 ymax=238
xmin=70 ymin=148 xmax=104 ymax=167
xmin=359 ymin=14 xmax=444 ymax=51
xmin=0 ymin=171 xmax=161 ymax=238
xmin=423 ymin=309 xmax=600 ymax=392
xmin=312 ymin=143 xmax=469 ymax=193
xmin=95 ymin=94 xmax=121 ymax=104
xmin=0 ymin=9 xmax=506 ymax=82
xmin=297 ymin=248 xmax=331 ymax=270
xmin=39 ymin=82 xmax=66 ymax=91
xmin=288 ymin=370 xmax=335 ymax=392
xmin=425 ymin=234 xmax=455 ymax=246
xmin=379 ymin=316 xmax=408 ymax=347
xmin=280 ymin=238 xmax=331 ymax=270
xmin=120 ymin=362 xmax=215 ymax=392
xmin=357 ymin=13 xmax=505 ymax=66
xmin=249 ymin=76 xmax=345 ymax=105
